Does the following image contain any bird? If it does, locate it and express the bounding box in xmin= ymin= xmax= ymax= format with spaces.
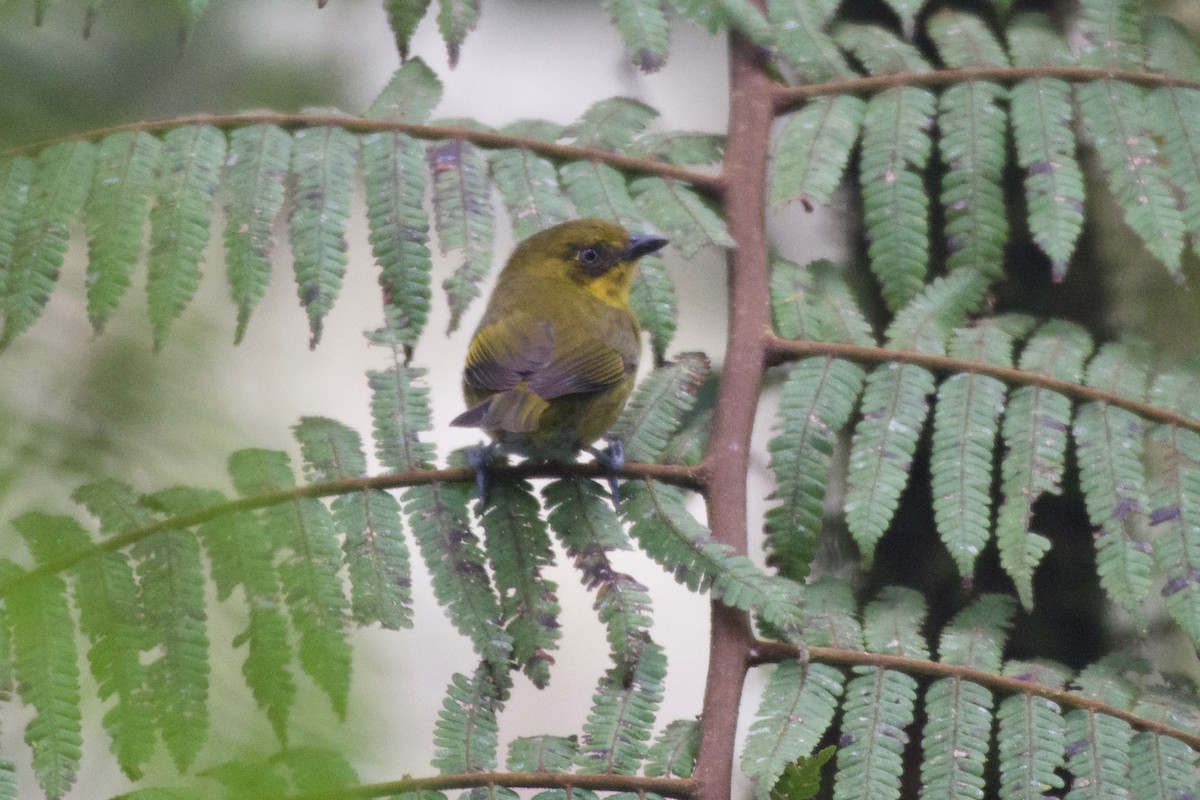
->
xmin=450 ymin=218 xmax=669 ymax=502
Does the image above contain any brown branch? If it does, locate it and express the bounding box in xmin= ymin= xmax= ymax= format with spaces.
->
xmin=0 ymin=460 xmax=701 ymax=600
xmin=772 ymin=65 xmax=1200 ymax=112
xmin=753 ymin=641 xmax=1200 ymax=751
xmin=692 ymin=18 xmax=776 ymax=800
xmin=286 ymin=770 xmax=699 ymax=800
xmin=765 ymin=336 xmax=1200 ymax=435
xmin=0 ymin=112 xmax=725 ymax=196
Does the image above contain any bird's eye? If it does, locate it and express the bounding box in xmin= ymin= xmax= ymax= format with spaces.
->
xmin=579 ymin=247 xmax=600 ymax=265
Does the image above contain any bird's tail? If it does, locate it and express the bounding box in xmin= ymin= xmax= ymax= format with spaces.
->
xmin=450 ymin=385 xmax=548 ymax=433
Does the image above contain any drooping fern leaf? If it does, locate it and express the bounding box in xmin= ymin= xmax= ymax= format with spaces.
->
xmin=834 ymin=21 xmax=930 ymax=76
xmin=489 ymin=122 xmax=570 ymax=242
xmin=383 ymin=0 xmax=432 ymax=61
xmin=610 ymin=352 xmax=709 ymax=464
xmin=478 ymin=471 xmax=561 ymax=689
xmin=433 ymin=665 xmax=508 ymax=774
xmin=834 ymin=588 xmax=926 ymax=800
xmin=770 ymin=257 xmax=875 ymax=346
xmin=294 ymin=416 xmax=413 ymax=630
xmin=1078 ymin=0 xmax=1144 ymax=72
xmin=928 ymin=10 xmax=1009 ymax=279
xmin=997 ymin=661 xmax=1069 ymax=800
xmin=995 ymin=320 xmax=1093 ymax=608
xmin=84 ymin=131 xmax=161 ymax=334
xmin=362 ymin=131 xmax=433 ymax=350
xmin=4 ymin=562 xmax=81 ymax=800
xmin=622 ymin=480 xmax=803 ymax=631
xmin=766 ymin=0 xmax=854 ymax=83
xmin=437 ymin=0 xmax=481 ymax=69
xmin=365 ymin=58 xmax=443 ymax=123
xmin=289 ymin=125 xmax=357 ymax=347
xmin=802 ymin=577 xmax=862 ymax=650
xmin=770 ymin=95 xmax=865 ymax=211
xmin=602 ymin=0 xmax=670 ymax=73
xmin=1062 ymin=706 xmax=1134 ymax=798
xmin=228 ymin=449 xmax=351 ymax=719
xmin=576 ymin=640 xmax=666 ymax=774
xmin=1007 ymin=14 xmax=1085 ymax=280
xmin=222 ymin=124 xmax=292 ymax=344
xmin=1129 ymin=730 xmax=1198 ymax=800
xmin=1144 ymin=20 xmax=1200 ymax=256
xmin=543 ymin=478 xmax=652 ymax=680
xmin=430 ymin=136 xmax=493 ymax=333
xmin=645 ymin=718 xmax=700 ymax=778
xmin=630 ymin=177 xmax=732 ymax=258
xmin=741 ymin=660 xmax=843 ymax=800
xmin=0 ymin=157 xmax=34 ymax=302
xmin=147 ymin=125 xmax=224 ymax=351
xmin=1073 ymin=342 xmax=1153 ymax=625
xmin=368 ymin=362 xmax=438 ymax=473
xmin=920 ymin=595 xmax=1014 ymax=800
xmin=507 ymin=735 xmax=579 ymax=773
xmin=2 ymin=140 xmax=94 ymax=348
xmin=930 ymin=319 xmax=1028 ymax=582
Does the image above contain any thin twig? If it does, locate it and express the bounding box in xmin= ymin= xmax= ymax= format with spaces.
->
xmin=0 ymin=460 xmax=701 ymax=599
xmin=765 ymin=336 xmax=1200 ymax=435
xmin=0 ymin=112 xmax=724 ymax=196
xmin=285 ymin=770 xmax=699 ymax=800
xmin=753 ymin=641 xmax=1200 ymax=751
xmin=772 ymin=65 xmax=1200 ymax=111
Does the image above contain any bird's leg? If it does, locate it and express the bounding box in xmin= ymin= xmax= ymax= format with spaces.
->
xmin=465 ymin=441 xmax=498 ymax=505
xmin=585 ymin=438 xmax=625 ymax=504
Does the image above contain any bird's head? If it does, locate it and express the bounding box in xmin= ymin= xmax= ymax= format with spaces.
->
xmin=502 ymin=219 xmax=669 ymax=307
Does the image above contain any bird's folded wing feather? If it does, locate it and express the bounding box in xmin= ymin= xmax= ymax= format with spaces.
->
xmin=464 ymin=311 xmax=628 ymax=400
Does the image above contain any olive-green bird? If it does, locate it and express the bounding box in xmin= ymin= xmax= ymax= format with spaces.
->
xmin=450 ymin=218 xmax=669 ymax=500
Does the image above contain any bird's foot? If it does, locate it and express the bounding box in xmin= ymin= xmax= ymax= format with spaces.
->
xmin=586 ymin=438 xmax=625 ymax=505
xmin=466 ymin=442 xmax=497 ymax=505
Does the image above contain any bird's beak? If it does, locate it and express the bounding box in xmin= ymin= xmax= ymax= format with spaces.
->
xmin=623 ymin=234 xmax=669 ymax=261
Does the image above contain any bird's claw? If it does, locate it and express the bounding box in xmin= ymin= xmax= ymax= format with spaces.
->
xmin=466 ymin=443 xmax=497 ymax=505
xmin=587 ymin=438 xmax=626 ymax=505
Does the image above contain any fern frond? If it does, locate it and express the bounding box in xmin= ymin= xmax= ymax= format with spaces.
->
xmin=610 ymin=352 xmax=708 ymax=463
xmin=294 ymin=416 xmax=413 ymax=630
xmin=196 ymin=505 xmax=294 ymax=745
xmin=602 ymin=0 xmax=670 ymax=73
xmin=627 ymin=130 xmax=724 ymax=166
xmin=997 ymin=661 xmax=1068 ymax=800
xmin=1074 ymin=342 xmax=1153 ymax=623
xmin=1129 ymin=731 xmax=1197 ymax=800
xmin=362 ymin=131 xmax=433 ymax=349
xmin=995 ymin=320 xmax=1093 ymax=608
xmin=938 ymin=594 xmax=1014 ymax=669
xmin=802 ymin=578 xmax=862 ymax=649
xmin=365 ymin=58 xmax=443 ymax=122
xmin=1146 ymin=367 xmax=1200 ymax=650
xmin=741 ymin=661 xmax=843 ymax=800
xmin=576 ymin=640 xmax=666 ymax=774
xmin=289 ymin=126 xmax=357 ymax=347
xmin=929 ymin=12 xmax=1009 ymax=279
xmin=507 ymin=735 xmax=579 ymax=773
xmin=770 ymin=96 xmax=865 ymax=210
xmin=931 ymin=322 xmax=1019 ymax=581
xmin=858 ymin=86 xmax=936 ymax=310
xmin=3 ymin=140 xmax=95 ymax=348
xmin=1147 ymin=14 xmax=1200 ymax=79
xmin=0 ymin=760 xmax=14 ymax=800
xmin=16 ymin=512 xmax=154 ymax=778
xmin=368 ymin=364 xmax=437 ymax=472
xmin=0 ymin=157 xmax=34 ymax=300
xmin=6 ymin=566 xmax=82 ymax=800
xmin=430 ymin=137 xmax=493 ymax=333
xmin=770 ymin=257 xmax=875 ymax=346
xmin=833 ymin=22 xmax=931 ymax=75
xmin=133 ymin=489 xmax=212 ymax=772
xmin=490 ymin=136 xmax=570 ymax=242
xmin=646 ymin=718 xmax=699 ymax=778
xmin=566 ymin=98 xmax=658 ymax=153
xmin=479 ymin=472 xmax=561 ymax=688
xmin=403 ymin=473 xmax=512 ymax=677
xmin=622 ymin=480 xmax=803 ymax=631
xmin=766 ymin=0 xmax=853 ymax=82
xmin=630 ymin=253 xmax=677 ymax=366
xmin=630 ymin=177 xmax=731 ymax=257
xmin=383 ymin=0 xmax=432 ymax=61
xmin=1146 ymin=85 xmax=1200 ymax=252
xmin=437 ymin=0 xmax=481 ymax=68
xmin=145 ymin=125 xmax=224 ymax=350
xmin=1062 ymin=709 xmax=1134 ymax=800
xmin=84 ymin=131 xmax=161 ymax=334
xmin=1077 ymin=0 xmax=1143 ymax=71
xmin=433 ymin=665 xmax=507 ymax=774
xmin=1008 ymin=14 xmax=1085 ymax=280
xmin=222 ymin=124 xmax=291 ymax=344
xmin=834 ymin=587 xmax=927 ymax=800
xmin=228 ymin=449 xmax=351 ymax=719
xmin=765 ymin=356 xmax=865 ymax=581
xmin=560 ymin=160 xmax=642 ymax=225
xmin=73 ymin=477 xmax=156 ymax=533
xmin=1076 ymin=80 xmax=1184 ymax=277
xmin=543 ymin=478 xmax=652 ymax=679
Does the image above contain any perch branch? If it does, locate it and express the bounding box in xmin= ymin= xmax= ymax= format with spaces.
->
xmin=286 ymin=770 xmax=699 ymax=800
